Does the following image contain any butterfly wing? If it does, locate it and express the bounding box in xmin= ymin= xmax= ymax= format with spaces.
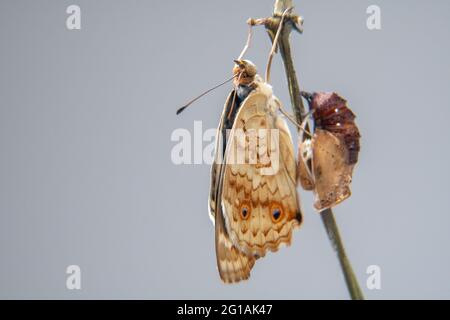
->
xmin=311 ymin=129 xmax=355 ymax=210
xmin=208 ymin=91 xmax=232 ymax=223
xmin=215 ymin=162 xmax=256 ymax=283
xmin=222 ymin=92 xmax=302 ymax=258
xmin=209 ymin=91 xmax=256 ymax=283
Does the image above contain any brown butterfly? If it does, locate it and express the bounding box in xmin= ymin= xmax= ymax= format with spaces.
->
xmin=208 ymin=59 xmax=302 ymax=283
xmin=298 ymin=92 xmax=361 ymax=211
xmin=178 ymin=9 xmax=302 ymax=283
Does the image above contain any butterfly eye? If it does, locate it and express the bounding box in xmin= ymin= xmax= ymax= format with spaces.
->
xmin=239 ymin=201 xmax=251 ymax=220
xmin=270 ymin=202 xmax=284 ymax=223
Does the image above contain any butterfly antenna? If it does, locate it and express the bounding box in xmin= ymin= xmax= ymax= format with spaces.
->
xmin=265 ymin=7 xmax=293 ymax=83
xmin=177 ymin=22 xmax=256 ymax=116
xmin=176 ymin=75 xmax=238 ymax=115
xmin=237 ymin=24 xmax=254 ymax=60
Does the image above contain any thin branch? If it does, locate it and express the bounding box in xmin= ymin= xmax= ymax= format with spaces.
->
xmin=250 ymin=0 xmax=364 ymax=300
xmin=265 ymin=7 xmax=293 ymax=83
xmin=321 ymin=209 xmax=364 ymax=300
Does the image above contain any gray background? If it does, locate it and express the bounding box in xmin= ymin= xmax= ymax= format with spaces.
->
xmin=0 ymin=0 xmax=449 ymax=299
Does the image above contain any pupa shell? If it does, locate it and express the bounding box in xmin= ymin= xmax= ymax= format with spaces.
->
xmin=298 ymin=92 xmax=361 ymax=211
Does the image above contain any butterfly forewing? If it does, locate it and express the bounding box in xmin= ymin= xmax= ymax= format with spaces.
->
xmin=221 ymin=88 xmax=302 ymax=259
xmin=209 ymin=91 xmax=256 ymax=283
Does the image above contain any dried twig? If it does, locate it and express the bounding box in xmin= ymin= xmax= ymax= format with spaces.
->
xmin=250 ymin=0 xmax=364 ymax=300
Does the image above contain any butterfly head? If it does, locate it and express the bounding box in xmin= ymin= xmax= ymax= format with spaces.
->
xmin=233 ymin=59 xmax=257 ymax=86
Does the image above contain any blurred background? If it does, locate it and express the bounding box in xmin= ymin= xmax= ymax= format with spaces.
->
xmin=1 ymin=0 xmax=449 ymax=299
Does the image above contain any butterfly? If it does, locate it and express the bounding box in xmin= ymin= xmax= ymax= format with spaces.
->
xmin=177 ymin=9 xmax=302 ymax=283
xmin=208 ymin=59 xmax=302 ymax=283
xmin=298 ymin=92 xmax=361 ymax=211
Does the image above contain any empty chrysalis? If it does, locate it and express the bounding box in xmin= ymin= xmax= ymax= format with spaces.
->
xmin=298 ymin=91 xmax=361 ymax=211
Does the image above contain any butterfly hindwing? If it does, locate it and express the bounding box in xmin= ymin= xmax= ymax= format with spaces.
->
xmin=215 ymin=164 xmax=256 ymax=283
